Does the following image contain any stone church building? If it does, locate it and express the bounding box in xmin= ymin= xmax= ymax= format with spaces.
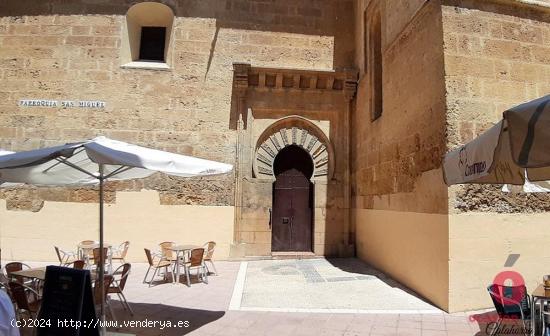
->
xmin=0 ymin=0 xmax=549 ymax=312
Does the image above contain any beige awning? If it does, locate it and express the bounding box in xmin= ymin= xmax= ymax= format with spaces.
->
xmin=443 ymin=95 xmax=550 ymax=186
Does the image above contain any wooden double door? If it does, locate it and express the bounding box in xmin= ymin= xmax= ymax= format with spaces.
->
xmin=271 ymin=168 xmax=313 ymax=252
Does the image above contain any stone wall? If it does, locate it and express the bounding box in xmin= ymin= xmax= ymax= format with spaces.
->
xmin=443 ymin=0 xmax=550 ymax=212
xmin=353 ymin=0 xmax=448 ymax=214
xmin=0 ymin=0 xmax=351 ymax=209
xmin=442 ymin=0 xmax=550 ymax=312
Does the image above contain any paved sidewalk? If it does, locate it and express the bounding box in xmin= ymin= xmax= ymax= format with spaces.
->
xmin=236 ymin=258 xmax=440 ymax=313
xmin=16 ymin=259 xmax=501 ymax=336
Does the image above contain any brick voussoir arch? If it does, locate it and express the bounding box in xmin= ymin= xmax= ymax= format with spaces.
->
xmin=253 ymin=116 xmax=334 ymax=180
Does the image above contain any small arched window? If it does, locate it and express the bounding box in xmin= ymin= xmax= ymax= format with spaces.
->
xmin=121 ymin=2 xmax=174 ymax=69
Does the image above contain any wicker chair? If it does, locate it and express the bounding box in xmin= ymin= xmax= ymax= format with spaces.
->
xmin=72 ymin=260 xmax=86 ymax=270
xmin=92 ymin=247 xmax=111 ymax=273
xmin=78 ymin=240 xmax=97 ymax=266
xmin=109 ymin=263 xmax=133 ymax=315
xmin=159 ymin=241 xmax=177 ymax=262
xmin=8 ymin=281 xmax=41 ymax=320
xmin=111 ymin=241 xmax=130 ymax=264
xmin=487 ymin=284 xmax=531 ymax=336
xmin=202 ymin=241 xmax=217 ymax=275
xmin=54 ymin=246 xmax=78 ymax=266
xmin=4 ymin=262 xmax=32 ymax=285
xmin=93 ymin=274 xmax=115 ymax=320
xmin=181 ymin=248 xmax=208 ymax=286
xmin=143 ymin=249 xmax=172 ymax=287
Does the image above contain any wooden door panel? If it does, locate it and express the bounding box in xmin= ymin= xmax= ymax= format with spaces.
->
xmin=272 ymin=169 xmax=313 ymax=252
xmin=272 ymin=183 xmax=293 ymax=251
xmin=290 ymin=185 xmax=312 ymax=251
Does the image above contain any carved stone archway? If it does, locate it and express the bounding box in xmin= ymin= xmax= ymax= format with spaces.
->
xmin=253 ymin=116 xmax=334 ymax=180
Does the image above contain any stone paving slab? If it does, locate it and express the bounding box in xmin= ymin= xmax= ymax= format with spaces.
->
xmin=13 ymin=260 xmax=504 ymax=335
xmin=235 ymin=258 xmax=441 ymax=313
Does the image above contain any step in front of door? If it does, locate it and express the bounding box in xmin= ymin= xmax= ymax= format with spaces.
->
xmin=271 ymin=251 xmax=318 ymax=260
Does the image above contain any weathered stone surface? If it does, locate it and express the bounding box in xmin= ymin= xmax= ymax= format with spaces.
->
xmin=443 ymin=2 xmax=550 ymax=212
xmin=352 ymin=0 xmax=447 ymax=214
xmin=453 ymin=184 xmax=550 ymax=213
xmin=0 ymin=0 xmax=354 ymax=211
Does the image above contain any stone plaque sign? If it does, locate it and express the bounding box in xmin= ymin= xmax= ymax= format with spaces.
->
xmin=19 ymin=99 xmax=106 ymax=108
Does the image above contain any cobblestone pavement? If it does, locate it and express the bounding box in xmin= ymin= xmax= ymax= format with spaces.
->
xmin=17 ymin=259 xmax=507 ymax=336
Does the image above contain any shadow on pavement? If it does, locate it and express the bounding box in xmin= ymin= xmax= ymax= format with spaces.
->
xmin=326 ymin=257 xmax=437 ymax=307
xmin=21 ymin=303 xmax=224 ymax=336
xmin=470 ymin=310 xmax=532 ymax=336
xmin=107 ymin=302 xmax=225 ymax=335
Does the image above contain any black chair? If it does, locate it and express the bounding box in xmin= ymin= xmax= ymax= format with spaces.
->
xmin=487 ymin=284 xmax=531 ymax=336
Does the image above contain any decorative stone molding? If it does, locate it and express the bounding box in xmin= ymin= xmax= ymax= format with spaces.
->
xmin=234 ymin=63 xmax=357 ymax=93
xmin=230 ymin=64 xmax=358 ymax=129
xmin=253 ymin=116 xmax=334 ymax=180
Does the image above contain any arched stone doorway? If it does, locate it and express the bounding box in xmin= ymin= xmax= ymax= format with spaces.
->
xmin=271 ymin=145 xmax=314 ymax=252
xmin=253 ymin=116 xmax=334 ymax=180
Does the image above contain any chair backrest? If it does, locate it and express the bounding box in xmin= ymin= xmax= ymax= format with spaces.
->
xmin=5 ymin=262 xmax=23 ymax=276
xmin=93 ymin=275 xmax=114 ymax=305
xmin=189 ymin=248 xmax=205 ymax=267
xmin=92 ymin=247 xmax=109 ymax=265
xmin=80 ymin=240 xmax=97 ymax=257
xmin=203 ymin=241 xmax=216 ymax=260
xmin=5 ymin=262 xmax=28 ymax=283
xmin=119 ymin=241 xmax=130 ymax=258
xmin=73 ymin=260 xmax=86 ymax=270
xmin=487 ymin=284 xmax=529 ymax=317
xmin=144 ymin=249 xmax=154 ymax=267
xmin=159 ymin=242 xmax=175 ymax=260
xmin=112 ymin=263 xmax=131 ymax=291
xmin=8 ymin=282 xmax=31 ymax=312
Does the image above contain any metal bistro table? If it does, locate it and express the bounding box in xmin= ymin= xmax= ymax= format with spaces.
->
xmin=11 ymin=267 xmax=48 ymax=281
xmin=77 ymin=242 xmax=113 ymax=273
xmin=10 ymin=267 xmax=48 ymax=297
xmin=531 ymin=284 xmax=550 ymax=336
xmin=169 ymin=244 xmax=200 ymax=286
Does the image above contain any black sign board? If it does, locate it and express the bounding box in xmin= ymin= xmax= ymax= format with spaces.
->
xmin=37 ymin=266 xmax=99 ymax=336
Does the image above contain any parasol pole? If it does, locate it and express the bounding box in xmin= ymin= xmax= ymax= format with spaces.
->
xmin=98 ymin=164 xmax=106 ymax=334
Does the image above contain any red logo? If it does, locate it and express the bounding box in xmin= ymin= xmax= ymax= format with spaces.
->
xmin=492 ymin=270 xmax=526 ymax=302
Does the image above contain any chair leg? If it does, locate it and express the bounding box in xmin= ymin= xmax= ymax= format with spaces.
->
xmin=148 ymin=268 xmax=158 ymax=287
xmin=208 ymin=260 xmax=217 ymax=275
xmin=523 ymin=319 xmax=531 ymax=336
xmin=119 ymin=291 xmax=134 ymax=316
xmin=540 ymin=309 xmax=546 ymax=336
xmin=165 ymin=265 xmax=173 ymax=282
xmin=143 ymin=266 xmax=152 ymax=284
xmin=489 ymin=317 xmax=502 ymax=336
xmin=185 ymin=265 xmax=191 ymax=287
xmin=203 ymin=265 xmax=208 ymax=284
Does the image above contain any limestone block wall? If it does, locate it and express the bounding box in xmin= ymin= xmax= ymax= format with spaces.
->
xmin=0 ymin=0 xmax=355 ymax=260
xmin=442 ymin=0 xmax=550 ymax=312
xmin=352 ymin=0 xmax=450 ymax=310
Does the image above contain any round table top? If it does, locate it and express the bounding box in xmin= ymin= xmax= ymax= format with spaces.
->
xmin=77 ymin=242 xmax=112 ymax=249
xmin=170 ymin=244 xmax=200 ymax=251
